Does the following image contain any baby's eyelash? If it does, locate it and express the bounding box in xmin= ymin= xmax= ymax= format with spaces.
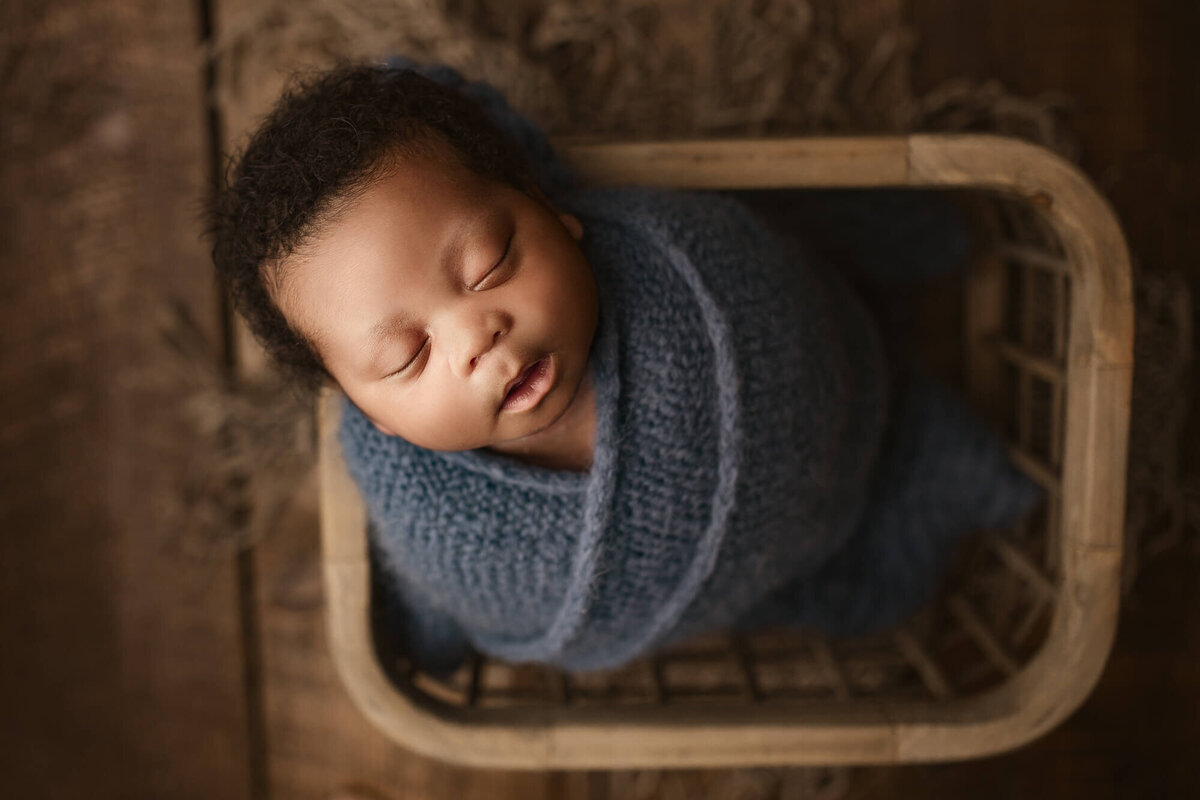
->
xmin=472 ymin=234 xmax=513 ymax=290
xmin=496 ymin=233 xmax=512 ymax=265
xmin=386 ymin=338 xmax=428 ymax=378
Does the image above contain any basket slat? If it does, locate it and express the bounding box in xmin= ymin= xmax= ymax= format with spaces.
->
xmin=893 ymin=630 xmax=955 ymax=700
xmin=317 ymin=134 xmax=1132 ymax=768
xmin=948 ymin=595 xmax=1020 ymax=676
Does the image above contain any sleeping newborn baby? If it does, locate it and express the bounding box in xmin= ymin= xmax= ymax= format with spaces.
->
xmin=210 ymin=62 xmax=1037 ymax=675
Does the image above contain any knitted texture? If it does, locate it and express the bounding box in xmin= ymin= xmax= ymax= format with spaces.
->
xmin=341 ymin=183 xmax=892 ymax=672
xmin=729 ymin=372 xmax=1039 ymax=639
xmin=339 ymin=61 xmax=1039 ymax=674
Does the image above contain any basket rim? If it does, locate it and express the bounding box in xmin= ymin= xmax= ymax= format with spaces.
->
xmin=317 ymin=133 xmax=1133 ymax=769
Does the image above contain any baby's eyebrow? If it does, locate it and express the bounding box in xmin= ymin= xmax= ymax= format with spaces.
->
xmin=366 ymin=313 xmax=413 ymax=349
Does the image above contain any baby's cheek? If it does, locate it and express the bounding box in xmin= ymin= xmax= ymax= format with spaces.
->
xmin=428 ymin=386 xmax=495 ymax=450
xmin=538 ymin=277 xmax=589 ymax=335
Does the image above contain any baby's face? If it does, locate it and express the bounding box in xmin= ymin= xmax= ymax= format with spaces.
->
xmin=276 ymin=152 xmax=598 ymax=451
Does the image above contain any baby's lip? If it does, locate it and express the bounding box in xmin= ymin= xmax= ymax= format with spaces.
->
xmin=502 ymin=359 xmax=538 ymax=399
xmin=500 ymin=355 xmax=554 ymax=412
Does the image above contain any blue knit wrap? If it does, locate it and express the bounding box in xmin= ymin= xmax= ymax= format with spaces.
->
xmin=342 ymin=182 xmax=898 ymax=671
xmin=338 ymin=61 xmax=1038 ymax=674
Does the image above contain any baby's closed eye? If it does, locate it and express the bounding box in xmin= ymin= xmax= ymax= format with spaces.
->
xmin=471 ymin=231 xmax=515 ymax=291
xmin=383 ymin=337 xmax=429 ymax=379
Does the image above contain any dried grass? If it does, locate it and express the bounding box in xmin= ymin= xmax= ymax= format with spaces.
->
xmin=155 ymin=300 xmax=315 ymax=560
xmin=210 ymin=0 xmax=1076 ymax=147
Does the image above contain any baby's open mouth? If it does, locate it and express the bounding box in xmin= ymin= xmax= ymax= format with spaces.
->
xmin=501 ymin=356 xmax=554 ymax=412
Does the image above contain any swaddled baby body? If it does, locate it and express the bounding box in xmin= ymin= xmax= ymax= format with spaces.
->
xmin=210 ymin=61 xmax=1037 ymax=675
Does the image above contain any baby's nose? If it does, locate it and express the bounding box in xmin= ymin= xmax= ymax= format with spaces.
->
xmin=467 ymin=330 xmax=503 ymax=370
xmin=448 ymin=311 xmax=509 ymax=377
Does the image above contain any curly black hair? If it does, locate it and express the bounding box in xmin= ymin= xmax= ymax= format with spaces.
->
xmin=208 ymin=64 xmax=537 ymax=391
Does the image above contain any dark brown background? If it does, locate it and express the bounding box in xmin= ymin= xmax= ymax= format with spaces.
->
xmin=2 ymin=1 xmax=1195 ymax=798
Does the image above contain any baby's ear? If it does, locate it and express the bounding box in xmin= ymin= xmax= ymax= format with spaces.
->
xmin=528 ymin=184 xmax=584 ymax=241
xmin=558 ymin=211 xmax=584 ymax=241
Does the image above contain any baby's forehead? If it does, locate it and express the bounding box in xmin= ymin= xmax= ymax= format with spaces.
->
xmin=275 ymin=160 xmax=507 ymax=306
xmin=296 ymin=154 xmax=477 ymax=247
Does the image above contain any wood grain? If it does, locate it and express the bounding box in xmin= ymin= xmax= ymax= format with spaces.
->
xmin=0 ymin=1 xmax=251 ymax=797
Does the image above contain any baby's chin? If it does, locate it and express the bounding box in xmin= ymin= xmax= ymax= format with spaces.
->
xmin=368 ymin=412 xmax=551 ymax=452
xmin=383 ymin=412 xmax=558 ymax=453
xmin=489 ymin=402 xmax=571 ymax=449
xmin=484 ymin=364 xmax=594 ymax=467
xmin=365 ymin=415 xmax=490 ymax=451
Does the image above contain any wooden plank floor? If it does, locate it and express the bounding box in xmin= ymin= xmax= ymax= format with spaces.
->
xmin=0 ymin=1 xmax=251 ymax=798
xmin=2 ymin=1 xmax=1196 ymax=798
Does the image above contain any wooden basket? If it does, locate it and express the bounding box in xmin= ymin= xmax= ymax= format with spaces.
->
xmin=317 ymin=134 xmax=1132 ymax=769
